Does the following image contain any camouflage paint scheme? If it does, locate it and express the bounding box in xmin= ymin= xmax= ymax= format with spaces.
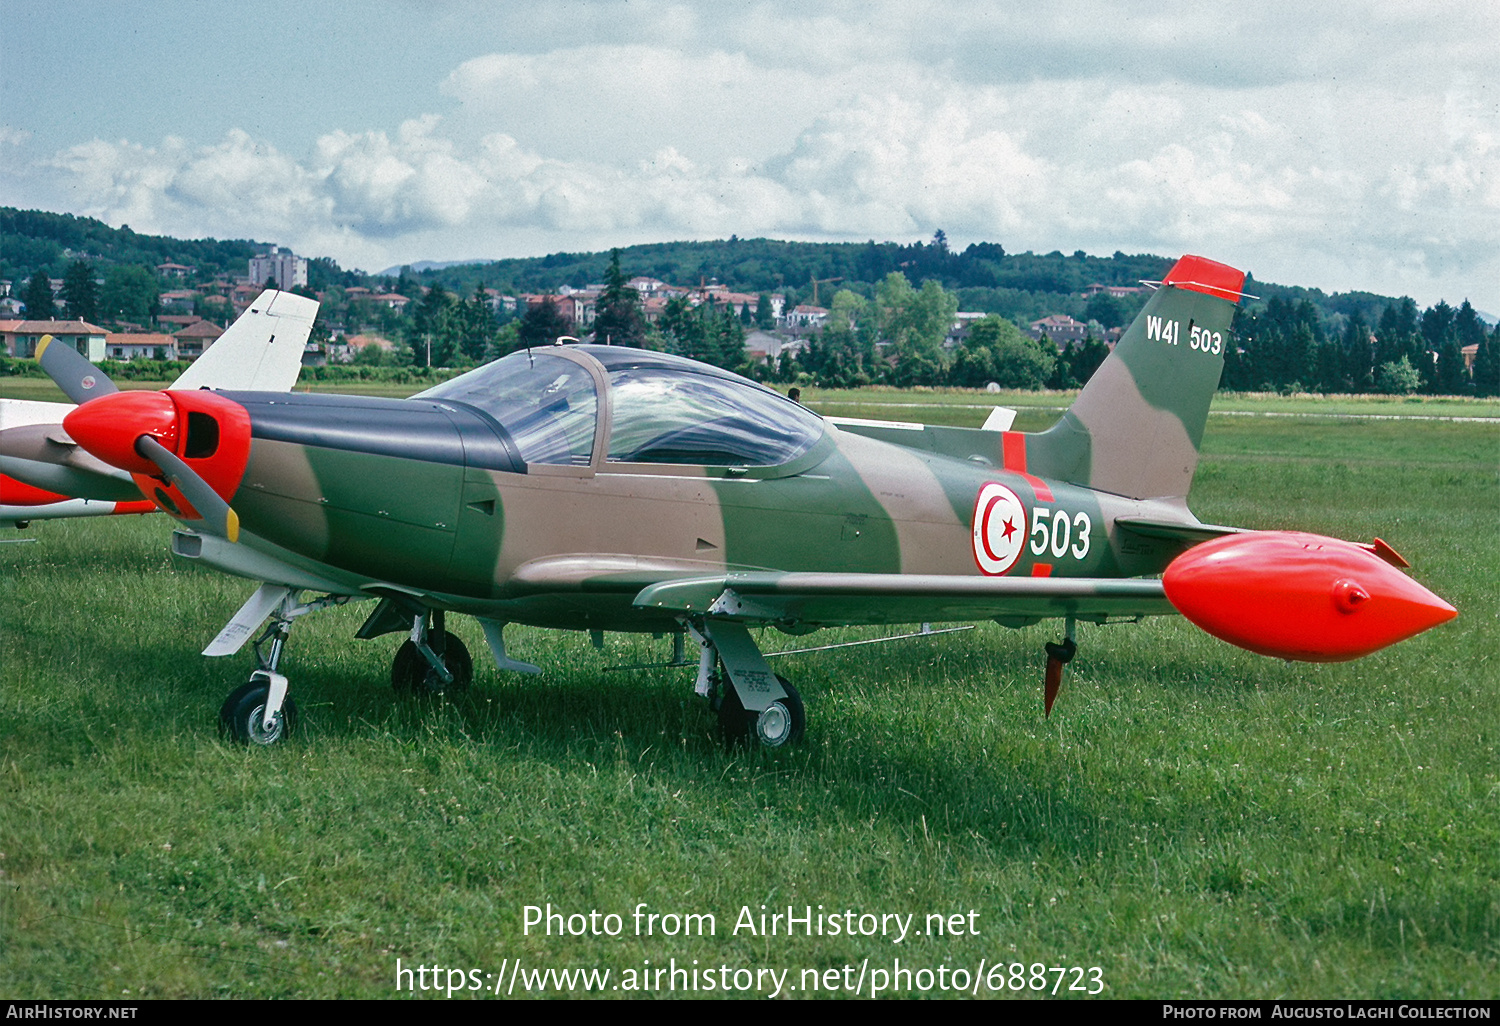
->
xmin=213 ymin=256 xmax=1243 ymax=637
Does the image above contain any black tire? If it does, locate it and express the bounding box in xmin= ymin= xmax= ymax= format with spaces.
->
xmin=716 ymin=674 xmax=804 ymax=749
xmin=391 ymin=632 xmax=473 ymax=695
xmin=219 ymin=680 xmax=298 ymax=745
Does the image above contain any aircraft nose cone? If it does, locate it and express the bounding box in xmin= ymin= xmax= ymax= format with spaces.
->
xmin=62 ymin=391 xmax=179 ymax=475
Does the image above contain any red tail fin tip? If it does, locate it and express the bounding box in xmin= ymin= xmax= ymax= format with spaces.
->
xmin=1163 ymin=255 xmax=1247 ymax=303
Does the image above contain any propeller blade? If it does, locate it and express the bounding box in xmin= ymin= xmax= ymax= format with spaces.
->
xmin=35 ymin=335 xmax=118 ymax=405
xmin=0 ymin=454 xmax=142 ymax=502
xmin=0 ymin=424 xmax=142 ymax=501
xmin=135 ymin=435 xmax=240 ymax=543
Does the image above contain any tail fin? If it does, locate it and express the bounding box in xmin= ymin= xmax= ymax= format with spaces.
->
xmin=1024 ymin=255 xmax=1246 ymax=500
xmin=168 ymin=290 xmax=319 ymax=394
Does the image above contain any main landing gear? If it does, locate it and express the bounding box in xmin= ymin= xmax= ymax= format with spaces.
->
xmin=686 ymin=620 xmax=806 ymax=749
xmin=391 ymin=609 xmax=473 ymax=696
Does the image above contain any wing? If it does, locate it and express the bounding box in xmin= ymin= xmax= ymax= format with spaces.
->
xmin=634 ymin=571 xmax=1173 ymax=629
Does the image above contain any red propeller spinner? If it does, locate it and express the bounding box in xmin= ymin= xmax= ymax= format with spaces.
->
xmin=63 ymin=389 xmax=251 ymax=532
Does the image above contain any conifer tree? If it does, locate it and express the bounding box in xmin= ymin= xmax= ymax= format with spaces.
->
xmin=592 ymin=249 xmax=645 ymax=347
xmin=22 ymin=271 xmax=55 ymax=319
xmin=517 ymin=296 xmax=571 ymax=348
xmin=1473 ymin=325 xmax=1500 ymax=397
xmin=1341 ymin=313 xmax=1373 ymax=392
xmin=61 ymin=260 xmax=98 ymax=323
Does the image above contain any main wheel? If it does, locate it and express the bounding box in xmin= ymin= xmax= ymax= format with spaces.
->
xmin=392 ymin=633 xmax=473 ymax=695
xmin=219 ymin=680 xmax=298 ymax=745
xmin=716 ymin=674 xmax=805 ymax=749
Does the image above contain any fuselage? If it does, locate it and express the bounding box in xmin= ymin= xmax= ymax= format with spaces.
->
xmin=216 ymin=346 xmax=1190 ymax=632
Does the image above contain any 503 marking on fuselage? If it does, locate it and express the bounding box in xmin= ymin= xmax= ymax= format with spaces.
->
xmin=1030 ymin=507 xmax=1092 ymax=562
xmin=1145 ymin=315 xmax=1224 ymax=355
xmin=971 ymin=483 xmax=1094 ymax=575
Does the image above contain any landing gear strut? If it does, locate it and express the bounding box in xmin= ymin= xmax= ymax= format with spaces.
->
xmin=686 ymin=620 xmax=806 ymax=749
xmin=714 ymin=671 xmax=805 ymax=747
xmin=392 ymin=609 xmax=473 ymax=695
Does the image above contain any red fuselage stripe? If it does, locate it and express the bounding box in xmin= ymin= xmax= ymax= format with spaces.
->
xmin=1001 ymin=432 xmax=1054 ymax=502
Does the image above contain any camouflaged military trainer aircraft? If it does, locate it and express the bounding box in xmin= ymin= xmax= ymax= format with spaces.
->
xmin=17 ymin=256 xmax=1457 ymax=747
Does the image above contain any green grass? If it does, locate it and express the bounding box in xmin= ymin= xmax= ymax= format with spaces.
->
xmin=0 ymin=400 xmax=1496 ymax=999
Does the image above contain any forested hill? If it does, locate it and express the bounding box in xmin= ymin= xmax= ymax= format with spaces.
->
xmin=402 ymin=237 xmax=1402 ymax=330
xmin=0 ymin=208 xmax=264 ymax=282
xmin=0 ymin=205 xmax=1409 ymax=329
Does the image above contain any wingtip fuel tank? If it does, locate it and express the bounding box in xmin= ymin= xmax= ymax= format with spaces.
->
xmin=1163 ymin=531 xmax=1457 ymax=662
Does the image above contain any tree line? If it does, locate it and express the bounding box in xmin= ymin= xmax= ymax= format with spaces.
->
xmin=1225 ymin=295 xmax=1497 ymax=396
xmin=5 ymin=208 xmax=1496 ymax=395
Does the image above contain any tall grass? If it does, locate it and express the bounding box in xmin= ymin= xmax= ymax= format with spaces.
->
xmin=1 ymin=408 xmax=1495 ymax=999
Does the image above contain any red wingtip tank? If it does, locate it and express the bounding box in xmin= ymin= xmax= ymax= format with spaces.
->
xmin=1162 ymin=531 xmax=1457 ymax=662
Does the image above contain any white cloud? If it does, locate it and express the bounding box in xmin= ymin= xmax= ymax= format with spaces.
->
xmin=7 ymin=2 xmax=1497 ymax=308
xmin=440 ymin=44 xmax=865 ymax=165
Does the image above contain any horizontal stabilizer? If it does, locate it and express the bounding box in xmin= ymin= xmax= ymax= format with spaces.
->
xmin=1115 ymin=517 xmax=1244 ymax=544
xmin=828 ymin=419 xmax=1016 ymax=467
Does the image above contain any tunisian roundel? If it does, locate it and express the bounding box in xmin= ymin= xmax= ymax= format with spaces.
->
xmin=972 ymin=481 xmax=1026 ymax=575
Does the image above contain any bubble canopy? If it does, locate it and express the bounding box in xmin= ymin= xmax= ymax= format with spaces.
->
xmin=416 ymin=345 xmax=825 ymax=468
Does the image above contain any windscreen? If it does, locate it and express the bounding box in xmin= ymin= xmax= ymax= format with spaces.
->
xmin=416 ymin=351 xmax=597 ymax=466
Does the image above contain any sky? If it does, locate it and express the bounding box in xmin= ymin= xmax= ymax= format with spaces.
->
xmin=3 ymin=0 xmax=1497 ymax=310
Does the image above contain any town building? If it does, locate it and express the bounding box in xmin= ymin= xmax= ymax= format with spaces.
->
xmin=1029 ymin=314 xmax=1090 ymax=349
xmin=743 ymin=331 xmax=806 ymax=365
xmin=173 ymin=319 xmax=225 ymax=360
xmin=628 ymin=276 xmax=667 ymax=296
xmin=946 ymin=311 xmax=990 ymax=346
xmin=158 ymin=289 xmax=202 ymax=313
xmin=1083 ymin=283 xmax=1148 ymax=298
xmin=1 ymin=319 xmax=108 ymax=360
xmin=105 ymin=333 xmax=178 ymax=361
xmin=784 ymin=305 xmax=829 ymax=330
xmin=249 ymin=247 xmax=309 ymax=291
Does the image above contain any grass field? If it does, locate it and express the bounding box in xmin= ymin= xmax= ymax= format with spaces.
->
xmin=1 ymin=386 xmax=1496 ymax=999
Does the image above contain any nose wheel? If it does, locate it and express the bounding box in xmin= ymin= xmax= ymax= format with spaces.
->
xmin=219 ymin=677 xmax=299 ymax=745
xmin=216 ymin=589 xmax=344 ymax=746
